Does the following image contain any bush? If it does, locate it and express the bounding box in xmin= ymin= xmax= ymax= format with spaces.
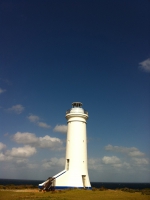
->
xmin=99 ymin=186 xmax=107 ymax=191
xmin=120 ymin=188 xmax=136 ymax=193
xmin=0 ymin=185 xmax=4 ymax=189
xmin=141 ymin=189 xmax=150 ymax=195
xmin=0 ymin=184 xmax=37 ymax=190
xmin=92 ymin=187 xmax=98 ymax=191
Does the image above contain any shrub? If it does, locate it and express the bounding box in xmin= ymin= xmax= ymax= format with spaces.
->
xmin=99 ymin=186 xmax=107 ymax=191
xmin=0 ymin=185 xmax=4 ymax=189
xmin=92 ymin=187 xmax=97 ymax=191
xmin=141 ymin=189 xmax=150 ymax=195
xmin=120 ymin=188 xmax=136 ymax=193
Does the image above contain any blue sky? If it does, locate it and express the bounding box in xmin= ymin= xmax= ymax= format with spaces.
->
xmin=0 ymin=0 xmax=150 ymax=182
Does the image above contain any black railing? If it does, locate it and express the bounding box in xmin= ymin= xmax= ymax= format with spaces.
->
xmin=66 ymin=109 xmax=88 ymax=115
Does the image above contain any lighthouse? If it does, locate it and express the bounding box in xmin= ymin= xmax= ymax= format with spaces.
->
xmin=39 ymin=102 xmax=91 ymax=190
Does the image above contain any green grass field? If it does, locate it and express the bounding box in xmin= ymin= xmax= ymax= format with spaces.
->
xmin=0 ymin=188 xmax=150 ymax=200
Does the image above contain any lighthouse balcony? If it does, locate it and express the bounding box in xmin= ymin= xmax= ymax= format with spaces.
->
xmin=66 ymin=109 xmax=88 ymax=115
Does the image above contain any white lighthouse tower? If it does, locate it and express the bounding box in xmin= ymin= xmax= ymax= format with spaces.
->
xmin=39 ymin=102 xmax=91 ymax=190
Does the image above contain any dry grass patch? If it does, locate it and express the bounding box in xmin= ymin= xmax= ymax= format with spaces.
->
xmin=0 ymin=189 xmax=150 ymax=200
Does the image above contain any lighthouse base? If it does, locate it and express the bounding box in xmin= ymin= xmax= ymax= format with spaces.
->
xmin=54 ymin=186 xmax=91 ymax=190
xmin=39 ymin=169 xmax=91 ymax=190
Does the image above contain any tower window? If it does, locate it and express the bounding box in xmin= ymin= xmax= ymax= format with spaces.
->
xmin=67 ymin=159 xmax=69 ymax=170
xmin=82 ymin=175 xmax=86 ymax=188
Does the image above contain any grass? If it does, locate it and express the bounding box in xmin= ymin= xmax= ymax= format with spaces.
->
xmin=0 ymin=187 xmax=150 ymax=200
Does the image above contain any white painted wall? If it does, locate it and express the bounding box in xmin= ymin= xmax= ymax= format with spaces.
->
xmin=55 ymin=104 xmax=91 ymax=188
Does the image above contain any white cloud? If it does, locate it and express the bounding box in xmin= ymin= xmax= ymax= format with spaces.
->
xmin=7 ymin=104 xmax=24 ymax=114
xmin=38 ymin=135 xmax=62 ymax=148
xmin=88 ymin=157 xmax=131 ymax=170
xmin=105 ymin=145 xmax=145 ymax=157
xmin=42 ymin=157 xmax=65 ymax=169
xmin=16 ymin=159 xmax=28 ymax=165
xmin=0 ymin=145 xmax=36 ymax=161
xmin=14 ymin=159 xmax=38 ymax=169
xmin=102 ymin=156 xmax=121 ymax=164
xmin=139 ymin=58 xmax=150 ymax=72
xmin=13 ymin=132 xmax=63 ymax=150
xmin=26 ymin=163 xmax=38 ymax=169
xmin=128 ymin=150 xmax=145 ymax=157
xmin=132 ymin=158 xmax=149 ymax=165
xmin=0 ymin=150 xmax=38 ymax=169
xmin=53 ymin=125 xmax=67 ymax=133
xmin=0 ymin=153 xmax=12 ymax=161
xmin=27 ymin=114 xmax=39 ymax=122
xmin=27 ymin=114 xmax=51 ymax=129
xmin=0 ymin=142 xmax=6 ymax=151
xmin=122 ymin=162 xmax=131 ymax=169
xmin=38 ymin=122 xmax=51 ymax=129
xmin=0 ymin=88 xmax=6 ymax=94
xmin=13 ymin=132 xmax=38 ymax=144
xmin=5 ymin=145 xmax=36 ymax=158
xmin=88 ymin=158 xmax=102 ymax=170
xmin=4 ymin=133 xmax=9 ymax=137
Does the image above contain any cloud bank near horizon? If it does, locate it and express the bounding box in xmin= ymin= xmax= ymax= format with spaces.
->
xmin=0 ymin=131 xmax=149 ymax=181
xmin=105 ymin=144 xmax=145 ymax=157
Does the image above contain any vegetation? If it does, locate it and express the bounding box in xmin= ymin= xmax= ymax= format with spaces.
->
xmin=0 ymin=185 xmax=150 ymax=200
xmin=0 ymin=184 xmax=37 ymax=190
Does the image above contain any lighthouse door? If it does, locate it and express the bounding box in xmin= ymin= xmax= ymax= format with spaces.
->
xmin=82 ymin=175 xmax=86 ymax=188
xmin=67 ymin=159 xmax=69 ymax=170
